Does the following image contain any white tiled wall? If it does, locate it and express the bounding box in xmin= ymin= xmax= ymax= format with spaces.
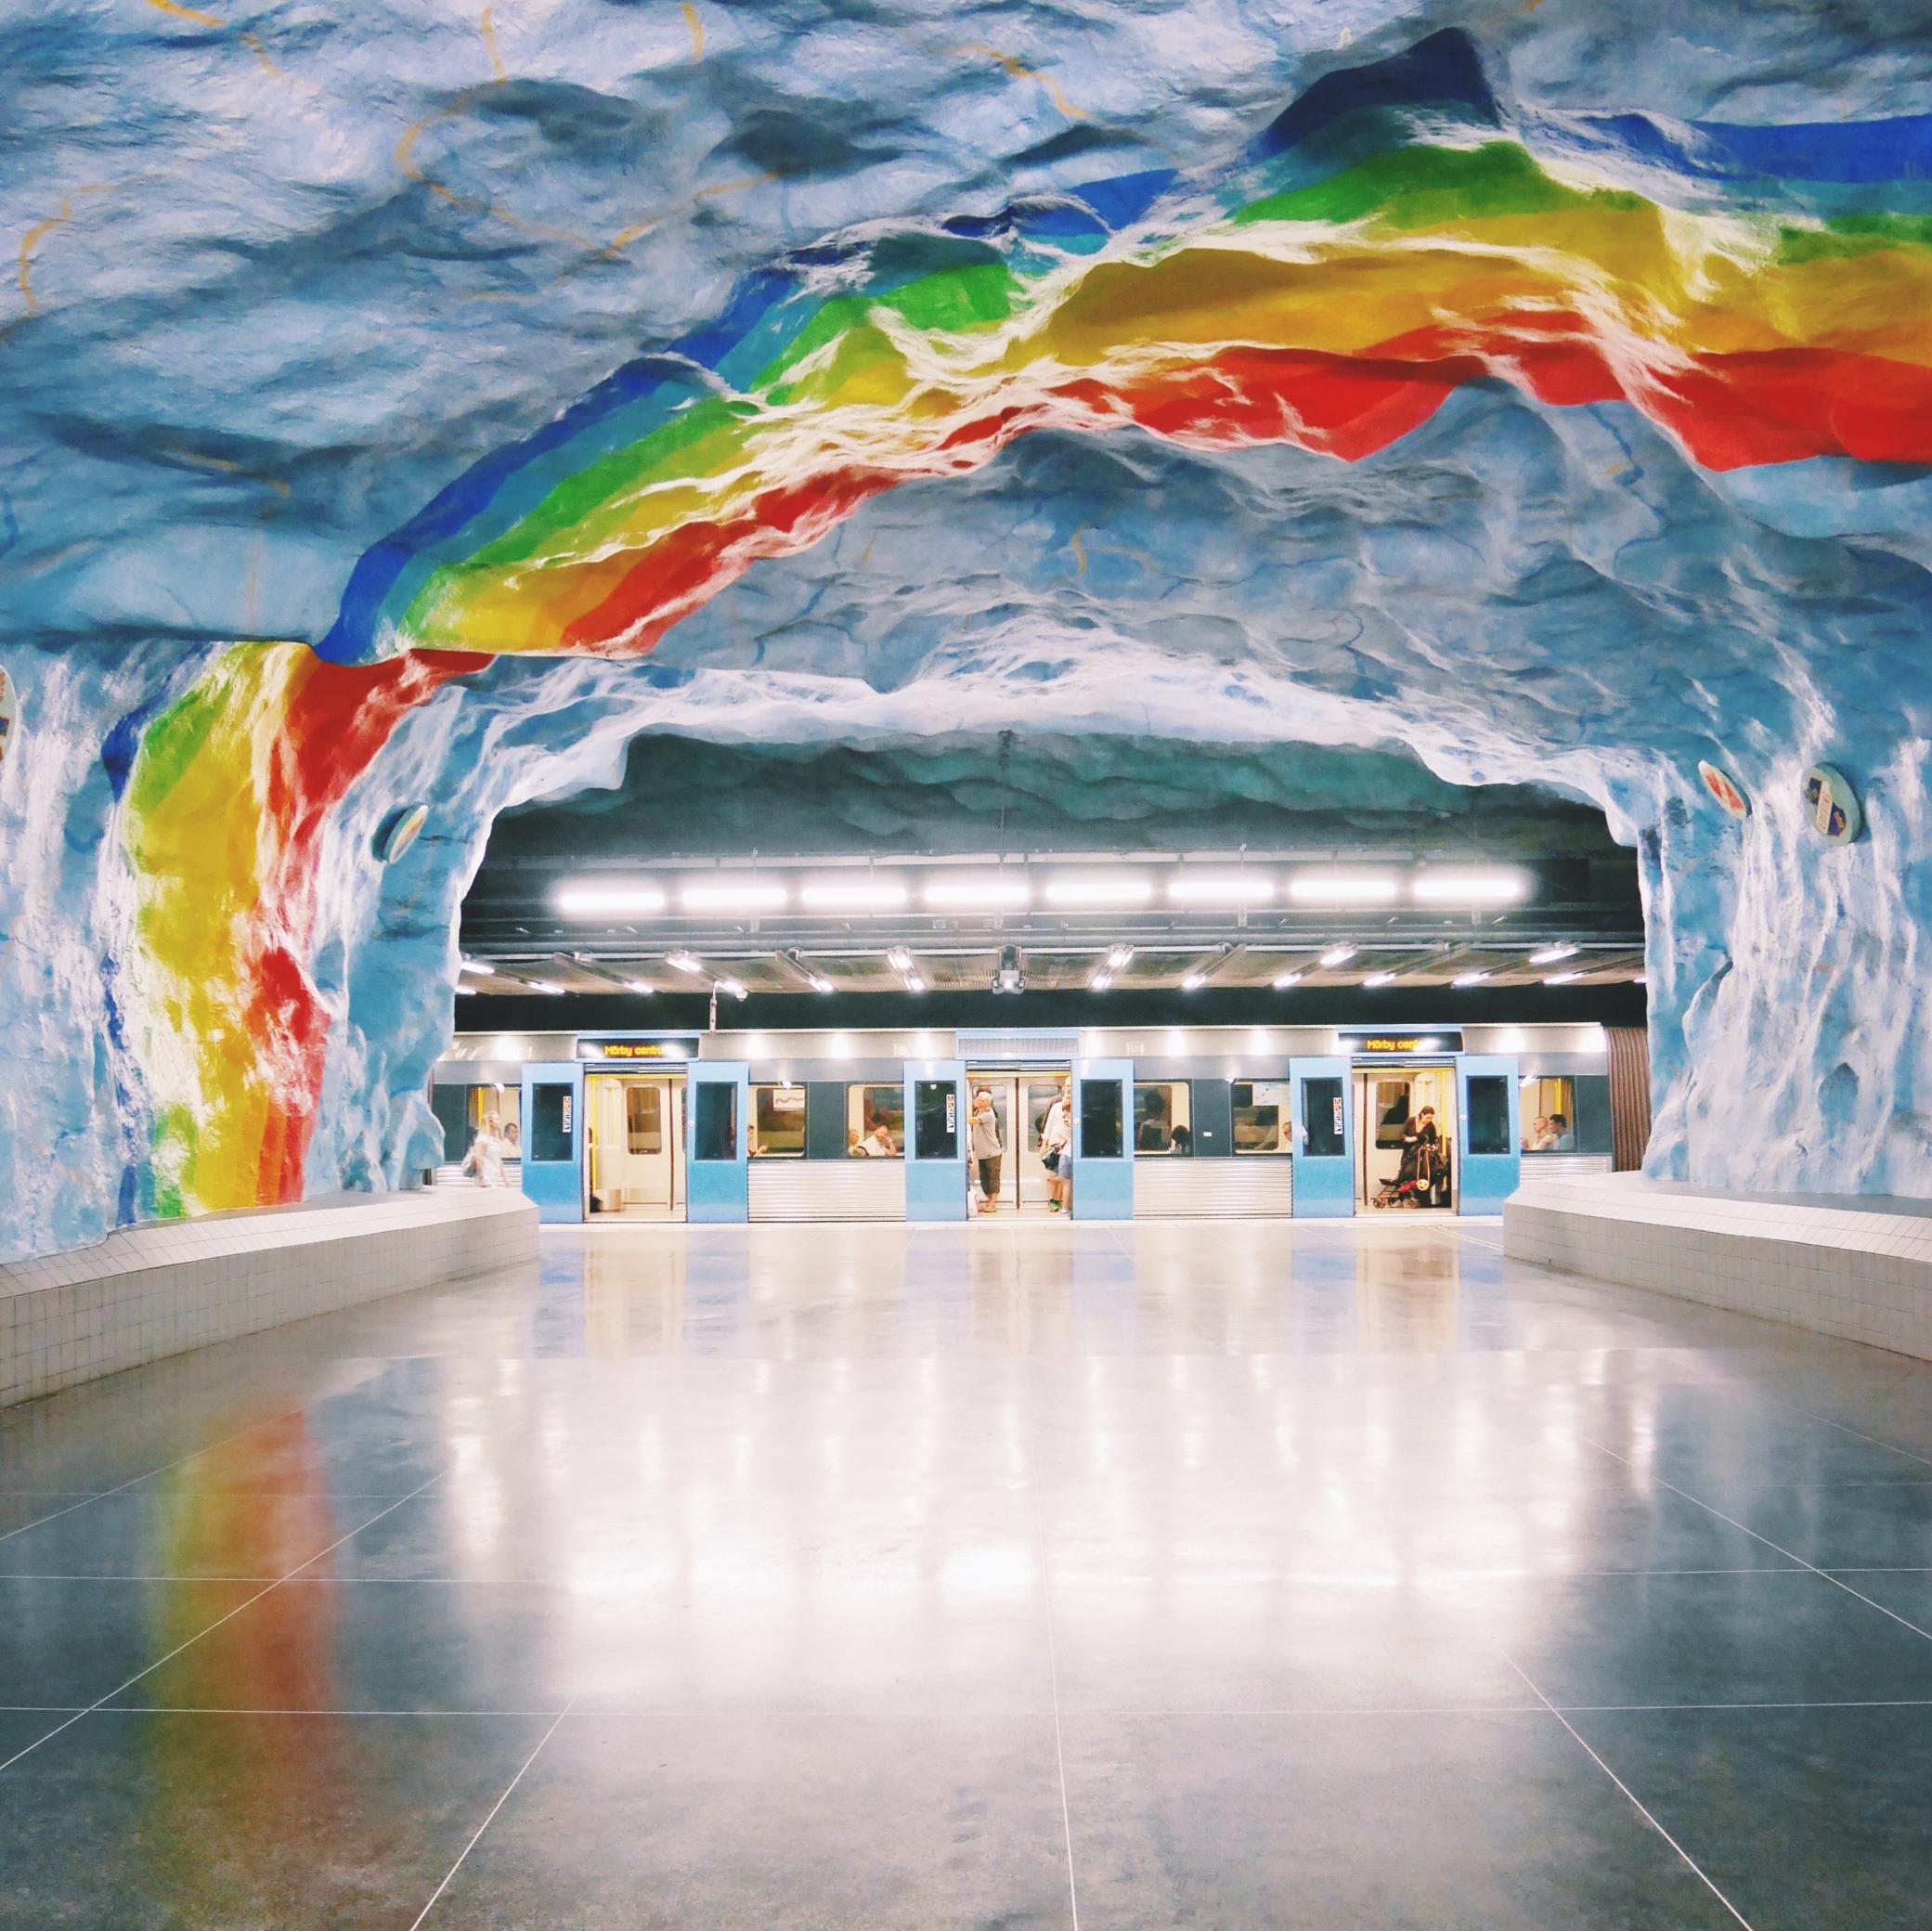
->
xmin=1505 ymin=1172 xmax=1932 ymax=1360
xmin=0 ymin=1190 xmax=538 ymax=1408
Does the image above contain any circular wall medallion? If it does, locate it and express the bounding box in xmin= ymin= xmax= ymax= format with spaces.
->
xmin=0 ymin=668 xmax=16 ymax=768
xmin=1802 ymin=763 xmax=1862 ymax=845
xmin=374 ymin=801 xmax=429 ymax=863
xmin=1695 ymin=759 xmax=1749 ymax=819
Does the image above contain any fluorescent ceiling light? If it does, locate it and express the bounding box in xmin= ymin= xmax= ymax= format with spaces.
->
xmin=625 ymin=979 xmax=655 ymax=995
xmin=1106 ymin=944 xmax=1135 ymax=970
xmin=1632 ymin=972 xmax=1648 ymax=985
xmin=1271 ymin=970 xmax=1303 ymax=989
xmin=1289 ymin=871 xmax=1399 ymax=904
xmin=1089 ymin=972 xmax=1113 ymax=991
xmin=1317 ymin=944 xmax=1356 ymax=968
xmin=1451 ymin=970 xmax=1491 ymax=987
xmin=809 ymin=974 xmax=836 ymax=993
xmin=458 ymin=957 xmax=491 ymax=976
xmin=1528 ymin=943 xmax=1577 ymax=966
xmin=923 ymin=877 xmax=1031 ymax=911
xmin=527 ymin=980 xmax=565 ymax=995
xmin=666 ymin=952 xmax=704 ymax=975
xmin=903 ymin=974 xmax=927 ymax=993
xmin=716 ymin=977 xmax=749 ymax=999
xmin=1362 ymin=970 xmax=1397 ymax=988
xmin=455 ymin=982 xmax=475 ymax=994
xmin=1044 ymin=875 xmax=1154 ymax=909
xmin=680 ymin=881 xmax=788 ymax=914
xmin=554 ymin=883 xmax=668 ymax=916
xmin=1168 ymin=874 xmax=1274 ymax=907
xmin=1544 ymin=971 xmax=1583 ymax=986
xmin=798 ymin=880 xmax=909 ymax=913
xmin=1180 ymin=970 xmax=1209 ymax=991
xmin=1412 ymin=868 xmax=1528 ymax=904
xmin=885 ymin=947 xmax=914 ymax=973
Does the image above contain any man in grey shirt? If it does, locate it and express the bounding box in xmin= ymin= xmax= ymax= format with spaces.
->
xmin=970 ymin=1088 xmax=1004 ymax=1212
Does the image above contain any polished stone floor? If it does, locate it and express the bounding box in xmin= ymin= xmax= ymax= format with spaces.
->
xmin=5 ymin=1217 xmax=1932 ymax=1927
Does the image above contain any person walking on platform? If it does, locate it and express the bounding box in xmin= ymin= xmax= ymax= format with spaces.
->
xmin=462 ymin=1111 xmax=510 ymax=1188
xmin=970 ymin=1088 xmax=1004 ymax=1213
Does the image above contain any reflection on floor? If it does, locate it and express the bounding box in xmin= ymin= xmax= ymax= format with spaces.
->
xmin=4 ymin=1218 xmax=1932 ymax=1927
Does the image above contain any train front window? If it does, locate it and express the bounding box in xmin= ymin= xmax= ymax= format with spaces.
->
xmin=1521 ymin=1076 xmax=1576 ymax=1151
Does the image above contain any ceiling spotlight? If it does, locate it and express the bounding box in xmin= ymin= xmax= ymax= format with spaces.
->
xmin=716 ymin=977 xmax=749 ymax=1000
xmin=1106 ymin=944 xmax=1135 ymax=970
xmin=1451 ymin=970 xmax=1491 ymax=987
xmin=1180 ymin=970 xmax=1209 ymax=991
xmin=797 ymin=880 xmax=909 ymax=913
xmin=680 ymin=882 xmax=788 ymax=914
xmin=526 ymin=979 xmax=565 ymax=995
xmin=924 ymin=877 xmax=1031 ymax=911
xmin=1411 ymin=868 xmax=1529 ymax=905
xmin=904 ymin=973 xmax=927 ymax=994
xmin=1271 ymin=969 xmax=1303 ymax=990
xmin=1089 ymin=971 xmax=1113 ymax=992
xmin=1317 ymin=944 xmax=1357 ymax=968
xmin=666 ymin=952 xmax=705 ymax=975
xmin=1289 ymin=871 xmax=1399 ymax=904
xmin=1169 ymin=874 xmax=1274 ymax=908
xmin=992 ymin=944 xmax=1026 ymax=994
xmin=1528 ymin=943 xmax=1578 ymax=966
xmin=1544 ymin=971 xmax=1583 ymax=986
xmin=808 ymin=974 xmax=836 ymax=994
xmin=554 ymin=883 xmax=668 ymax=916
xmin=1362 ymin=970 xmax=1397 ymax=988
xmin=886 ymin=946 xmax=914 ymax=973
xmin=625 ymin=979 xmax=655 ymax=995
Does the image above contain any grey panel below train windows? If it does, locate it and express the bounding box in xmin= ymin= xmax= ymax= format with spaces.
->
xmin=1573 ymin=1075 xmax=1613 ymax=1155
xmin=1189 ymin=1080 xmax=1235 ymax=1158
xmin=805 ymin=1082 xmax=851 ymax=1160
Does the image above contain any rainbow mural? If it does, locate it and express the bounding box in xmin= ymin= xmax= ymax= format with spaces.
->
xmin=115 ymin=30 xmax=1932 ymax=1219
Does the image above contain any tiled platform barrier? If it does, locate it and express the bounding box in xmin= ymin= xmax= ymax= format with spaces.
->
xmin=0 ymin=1188 xmax=537 ymax=1407
xmin=1506 ymin=1171 xmax=1932 ymax=1361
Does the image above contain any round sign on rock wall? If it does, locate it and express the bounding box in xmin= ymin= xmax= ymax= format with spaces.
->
xmin=0 ymin=669 xmax=16 ymax=768
xmin=1696 ymin=759 xmax=1749 ymax=818
xmin=1802 ymin=764 xmax=1862 ymax=845
xmin=374 ymin=801 xmax=429 ymax=863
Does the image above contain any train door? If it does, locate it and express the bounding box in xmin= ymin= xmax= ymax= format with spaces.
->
xmin=1289 ymin=1056 xmax=1353 ymax=1217
xmin=964 ymin=1069 xmax=1069 ymax=1213
xmin=1354 ymin=1062 xmax=1458 ymax=1212
xmin=904 ymin=1057 xmax=968 ymax=1221
xmin=586 ymin=1073 xmax=685 ymax=1220
xmin=687 ymin=1061 xmax=750 ymax=1224
xmin=519 ymin=1060 xmax=584 ymax=1225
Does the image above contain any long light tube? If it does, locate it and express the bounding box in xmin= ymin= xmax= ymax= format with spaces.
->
xmin=1180 ymin=969 xmax=1209 ymax=991
xmin=526 ymin=979 xmax=565 ymax=995
xmin=808 ymin=974 xmax=836 ymax=993
xmin=715 ymin=977 xmax=749 ymax=1000
xmin=1362 ymin=970 xmax=1397 ymax=988
xmin=1528 ymin=943 xmax=1578 ymax=965
xmin=1168 ymin=874 xmax=1274 ymax=907
xmin=1271 ymin=969 xmax=1303 ymax=989
xmin=1317 ymin=944 xmax=1356 ymax=968
xmin=1544 ymin=970 xmax=1583 ymax=986
xmin=1044 ymin=875 xmax=1155 ymax=908
xmin=1089 ymin=971 xmax=1114 ymax=991
xmin=1289 ymin=871 xmax=1399 ymax=904
xmin=554 ymin=883 xmax=668 ymax=915
xmin=680 ymin=881 xmax=788 ymax=913
xmin=886 ymin=947 xmax=914 ymax=972
xmin=1412 ymin=867 xmax=1528 ymax=904
xmin=458 ymin=958 xmax=492 ymax=976
xmin=923 ymin=877 xmax=1032 ymax=911
xmin=1106 ymin=944 xmax=1135 ymax=970
xmin=798 ymin=880 xmax=909 ymax=913
xmin=625 ymin=979 xmax=655 ymax=995
xmin=665 ymin=952 xmax=705 ymax=975
xmin=1451 ymin=970 xmax=1491 ymax=987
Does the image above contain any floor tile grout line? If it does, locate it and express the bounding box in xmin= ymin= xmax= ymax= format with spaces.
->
xmin=1501 ymin=1653 xmax=1757 ymax=1929
xmin=408 ymin=1696 xmax=580 ymax=1930
xmin=1042 ymin=1587 xmax=1081 ymax=1931
xmin=1781 ymin=1402 xmax=1932 ymax=1473
xmin=0 ymin=1470 xmax=447 ymax=1781
xmin=1581 ymin=1434 xmax=1932 ymax=1644
xmin=0 ymin=1398 xmax=324 ymax=1548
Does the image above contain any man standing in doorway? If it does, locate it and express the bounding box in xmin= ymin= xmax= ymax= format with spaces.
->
xmin=970 ymin=1088 xmax=1004 ymax=1213
xmin=1043 ymin=1082 xmax=1072 ymax=1212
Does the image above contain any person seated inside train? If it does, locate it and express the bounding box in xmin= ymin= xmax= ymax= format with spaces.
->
xmin=1547 ymin=1111 xmax=1575 ymax=1151
xmin=862 ymin=1124 xmax=898 ymax=1158
xmin=1169 ymin=1122 xmax=1193 ymax=1156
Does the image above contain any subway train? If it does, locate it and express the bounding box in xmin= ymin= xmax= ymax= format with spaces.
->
xmin=431 ymin=1021 xmax=1632 ymax=1223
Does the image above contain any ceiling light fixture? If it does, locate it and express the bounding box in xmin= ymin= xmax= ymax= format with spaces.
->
xmin=1271 ymin=969 xmax=1303 ymax=989
xmin=1180 ymin=969 xmax=1209 ymax=991
xmin=1362 ymin=970 xmax=1397 ymax=988
xmin=1168 ymin=874 xmax=1274 ymax=907
xmin=680 ymin=882 xmax=788 ymax=914
xmin=1544 ymin=970 xmax=1583 ymax=986
xmin=992 ymin=943 xmax=1026 ymax=994
xmin=1089 ymin=971 xmax=1113 ymax=991
xmin=455 ymin=981 xmax=475 ymax=994
xmin=903 ymin=973 xmax=927 ymax=994
xmin=666 ymin=952 xmax=705 ymax=975
xmin=1411 ymin=868 xmax=1529 ymax=905
xmin=553 ymin=883 xmax=668 ymax=916
xmin=1317 ymin=944 xmax=1357 ymax=968
xmin=809 ymin=974 xmax=836 ymax=994
xmin=885 ymin=947 xmax=914 ymax=973
xmin=1106 ymin=944 xmax=1135 ymax=971
xmin=715 ymin=977 xmax=749 ymax=1000
xmin=1528 ymin=943 xmax=1578 ymax=966
xmin=458 ymin=957 xmax=492 ymax=976
xmin=1451 ymin=970 xmax=1491 ymax=987
xmin=798 ymin=880 xmax=909 ymax=913
xmin=1044 ymin=875 xmax=1155 ymax=909
xmin=527 ymin=979 xmax=565 ymax=995
xmin=625 ymin=979 xmax=655 ymax=995
xmin=923 ymin=877 xmax=1032 ymax=911
xmin=1289 ymin=871 xmax=1399 ymax=904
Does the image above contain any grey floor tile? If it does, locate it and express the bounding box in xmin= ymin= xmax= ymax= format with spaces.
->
xmin=1725 ymin=1480 xmax=1932 ymax=1568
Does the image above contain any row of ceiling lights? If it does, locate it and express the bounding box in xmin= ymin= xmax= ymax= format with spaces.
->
xmin=552 ymin=865 xmax=1532 ymax=918
xmin=460 ymin=941 xmax=1626 ymax=998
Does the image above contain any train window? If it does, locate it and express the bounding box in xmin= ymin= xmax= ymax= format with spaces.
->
xmin=529 ymin=1082 xmax=575 ymax=1162
xmin=913 ymin=1081 xmax=959 ymax=1160
xmin=1080 ymin=1079 xmax=1124 ymax=1159
xmin=1520 ymin=1076 xmax=1576 ymax=1152
xmin=1301 ymin=1076 xmax=1345 ymax=1158
xmin=626 ymin=1082 xmax=664 ymax=1155
xmin=847 ymin=1083 xmax=905 ymax=1157
xmin=693 ymin=1082 xmax=738 ymax=1161
xmin=1134 ymin=1081 xmax=1191 ymax=1153
xmin=467 ymin=1083 xmax=520 ymax=1138
xmin=1466 ymin=1075 xmax=1511 ymax=1155
xmin=1232 ymin=1079 xmax=1291 ymax=1153
xmin=752 ymin=1083 xmax=806 ymax=1157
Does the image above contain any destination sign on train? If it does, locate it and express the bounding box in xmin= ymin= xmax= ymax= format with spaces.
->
xmin=1337 ymin=1031 xmax=1463 ymax=1055
xmin=577 ymin=1037 xmax=701 ymax=1061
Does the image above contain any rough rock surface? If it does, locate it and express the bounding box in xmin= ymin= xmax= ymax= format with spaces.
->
xmin=1 ymin=5 xmax=1928 ymax=1255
